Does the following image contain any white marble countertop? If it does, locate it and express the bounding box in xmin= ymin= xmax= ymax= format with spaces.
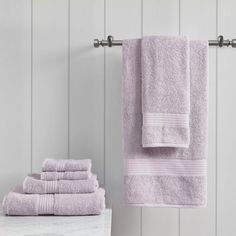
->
xmin=0 ymin=208 xmax=112 ymax=236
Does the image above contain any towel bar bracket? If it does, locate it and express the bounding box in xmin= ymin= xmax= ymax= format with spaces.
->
xmin=94 ymin=35 xmax=236 ymax=48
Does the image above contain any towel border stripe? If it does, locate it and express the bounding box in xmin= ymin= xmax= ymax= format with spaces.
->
xmin=125 ymin=158 xmax=207 ymax=176
xmin=143 ymin=113 xmax=189 ymax=128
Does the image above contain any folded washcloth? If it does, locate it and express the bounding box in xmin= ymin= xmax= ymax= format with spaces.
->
xmin=122 ymin=39 xmax=208 ymax=207
xmin=141 ymin=36 xmax=190 ymax=148
xmin=42 ymin=159 xmax=91 ymax=172
xmin=23 ymin=174 xmax=98 ymax=194
xmin=3 ymin=186 xmax=105 ymax=216
xmin=41 ymin=171 xmax=91 ymax=181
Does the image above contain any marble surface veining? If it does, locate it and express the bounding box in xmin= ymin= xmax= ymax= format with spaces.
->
xmin=0 ymin=208 xmax=112 ymax=236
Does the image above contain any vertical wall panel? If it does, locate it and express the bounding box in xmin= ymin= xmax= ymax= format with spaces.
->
xmin=218 ymin=1 xmax=236 ymax=235
xmin=143 ymin=0 xmax=179 ymax=35
xmin=0 ymin=0 xmax=31 ymax=200
xmin=70 ymin=0 xmax=105 ymax=184
xmin=105 ymin=0 xmax=141 ymax=236
xmin=142 ymin=1 xmax=179 ymax=236
xmin=180 ymin=1 xmax=216 ymax=236
xmin=32 ymin=0 xmax=68 ymax=172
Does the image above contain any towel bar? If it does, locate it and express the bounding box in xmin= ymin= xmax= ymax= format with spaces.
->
xmin=94 ymin=35 xmax=236 ymax=48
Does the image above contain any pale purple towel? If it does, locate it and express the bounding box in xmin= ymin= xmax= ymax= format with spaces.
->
xmin=2 ymin=186 xmax=105 ymax=216
xmin=142 ymin=36 xmax=190 ymax=148
xmin=41 ymin=171 xmax=91 ymax=181
xmin=42 ymin=159 xmax=91 ymax=172
xmin=122 ymin=39 xmax=208 ymax=207
xmin=23 ymin=174 xmax=98 ymax=194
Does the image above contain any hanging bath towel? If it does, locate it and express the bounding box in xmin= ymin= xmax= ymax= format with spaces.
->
xmin=122 ymin=38 xmax=208 ymax=207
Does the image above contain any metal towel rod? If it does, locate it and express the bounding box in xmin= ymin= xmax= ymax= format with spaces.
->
xmin=94 ymin=35 xmax=236 ymax=48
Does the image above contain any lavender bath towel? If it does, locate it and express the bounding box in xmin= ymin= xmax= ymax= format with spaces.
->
xmin=122 ymin=39 xmax=208 ymax=207
xmin=23 ymin=174 xmax=98 ymax=194
xmin=42 ymin=159 xmax=91 ymax=172
xmin=41 ymin=171 xmax=91 ymax=181
xmin=142 ymin=36 xmax=190 ymax=148
xmin=3 ymin=186 xmax=105 ymax=216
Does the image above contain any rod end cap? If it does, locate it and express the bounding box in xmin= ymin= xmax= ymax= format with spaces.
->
xmin=94 ymin=39 xmax=100 ymax=48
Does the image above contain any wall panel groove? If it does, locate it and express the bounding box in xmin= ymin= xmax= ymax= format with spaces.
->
xmin=103 ymin=45 xmax=106 ymax=187
xmin=215 ymin=2 xmax=218 ymax=236
xmin=67 ymin=0 xmax=70 ymax=160
xmin=30 ymin=0 xmax=33 ymax=173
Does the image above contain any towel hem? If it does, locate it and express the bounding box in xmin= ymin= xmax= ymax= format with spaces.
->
xmin=125 ymin=203 xmax=207 ymax=208
xmin=142 ymin=143 xmax=189 ymax=148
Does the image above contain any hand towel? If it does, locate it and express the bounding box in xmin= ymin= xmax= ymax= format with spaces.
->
xmin=42 ymin=159 xmax=91 ymax=172
xmin=41 ymin=171 xmax=91 ymax=181
xmin=142 ymin=36 xmax=190 ymax=148
xmin=2 ymin=186 xmax=105 ymax=216
xmin=122 ymin=39 xmax=208 ymax=207
xmin=23 ymin=174 xmax=98 ymax=194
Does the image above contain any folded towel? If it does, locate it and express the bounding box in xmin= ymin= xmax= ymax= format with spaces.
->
xmin=41 ymin=171 xmax=91 ymax=180
xmin=23 ymin=174 xmax=98 ymax=194
xmin=122 ymin=39 xmax=208 ymax=207
xmin=141 ymin=36 xmax=190 ymax=148
xmin=42 ymin=159 xmax=91 ymax=172
xmin=3 ymin=186 xmax=105 ymax=216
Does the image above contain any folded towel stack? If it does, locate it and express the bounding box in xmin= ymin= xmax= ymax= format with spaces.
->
xmin=2 ymin=159 xmax=105 ymax=216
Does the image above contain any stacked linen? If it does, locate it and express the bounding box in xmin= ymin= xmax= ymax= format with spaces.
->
xmin=23 ymin=174 xmax=98 ymax=194
xmin=2 ymin=159 xmax=105 ymax=216
xmin=41 ymin=159 xmax=93 ymax=181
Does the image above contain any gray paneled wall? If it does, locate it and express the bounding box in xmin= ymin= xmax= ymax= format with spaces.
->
xmin=0 ymin=0 xmax=235 ymax=236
